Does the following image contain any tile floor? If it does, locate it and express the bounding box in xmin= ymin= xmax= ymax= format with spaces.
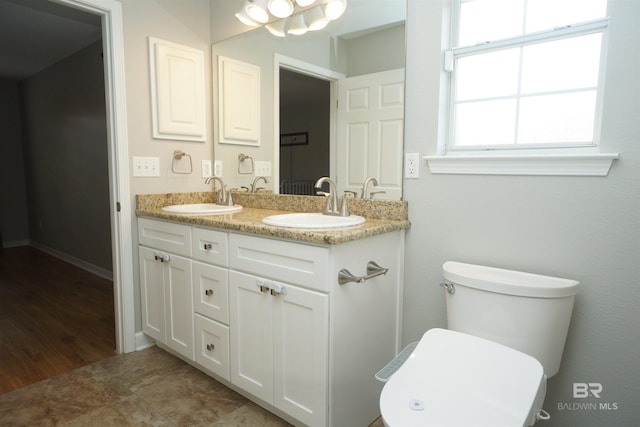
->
xmin=0 ymin=346 xmax=291 ymax=426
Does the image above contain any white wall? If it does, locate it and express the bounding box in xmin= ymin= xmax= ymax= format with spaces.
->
xmin=403 ymin=1 xmax=640 ymax=426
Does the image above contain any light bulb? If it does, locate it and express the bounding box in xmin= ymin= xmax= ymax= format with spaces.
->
xmin=245 ymin=0 xmax=269 ymax=24
xmin=295 ymin=0 xmax=316 ymax=6
xmin=235 ymin=9 xmax=258 ymax=27
xmin=268 ymin=0 xmax=294 ymax=19
xmin=324 ymin=0 xmax=346 ymax=20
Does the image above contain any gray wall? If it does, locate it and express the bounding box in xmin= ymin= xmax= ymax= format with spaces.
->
xmin=403 ymin=1 xmax=640 ymax=426
xmin=0 ymin=79 xmax=29 ymax=246
xmin=19 ymin=40 xmax=112 ymax=271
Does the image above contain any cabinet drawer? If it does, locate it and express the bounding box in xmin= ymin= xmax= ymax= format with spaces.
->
xmin=138 ymin=218 xmax=192 ymax=257
xmin=193 ymin=261 xmax=229 ymax=324
xmin=192 ymin=228 xmax=228 ymax=266
xmin=195 ymin=314 xmax=230 ymax=381
xmin=229 ymin=234 xmax=329 ymax=292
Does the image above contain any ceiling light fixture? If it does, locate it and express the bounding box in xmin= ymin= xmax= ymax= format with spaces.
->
xmin=235 ymin=0 xmax=346 ymax=37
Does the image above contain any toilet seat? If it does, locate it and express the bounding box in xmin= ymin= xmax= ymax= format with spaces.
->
xmin=380 ymin=329 xmax=547 ymax=427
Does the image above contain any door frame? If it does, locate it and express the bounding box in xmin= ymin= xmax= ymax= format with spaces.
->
xmin=55 ymin=0 xmax=135 ymax=353
xmin=273 ymin=54 xmax=344 ymax=192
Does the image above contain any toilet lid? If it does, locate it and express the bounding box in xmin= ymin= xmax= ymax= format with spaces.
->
xmin=380 ymin=329 xmax=545 ymax=427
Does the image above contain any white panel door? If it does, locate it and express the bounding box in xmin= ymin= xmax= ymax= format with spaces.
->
xmin=149 ymin=37 xmax=206 ymax=141
xmin=139 ymin=247 xmax=165 ymax=342
xmin=219 ymin=56 xmax=261 ymax=145
xmin=164 ymin=254 xmax=194 ymax=360
xmin=337 ymin=68 xmax=405 ymax=199
xmin=229 ymin=271 xmax=274 ymax=403
xmin=273 ymin=284 xmax=329 ymax=427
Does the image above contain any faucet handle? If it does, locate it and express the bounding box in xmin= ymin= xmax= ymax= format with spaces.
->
xmin=340 ymin=191 xmax=356 ymax=217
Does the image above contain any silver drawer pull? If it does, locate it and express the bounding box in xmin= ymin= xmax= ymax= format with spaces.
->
xmin=203 ymin=243 xmax=212 ymax=250
xmin=205 ymin=289 xmax=213 ymax=296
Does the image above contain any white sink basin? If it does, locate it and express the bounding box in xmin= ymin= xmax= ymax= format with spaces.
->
xmin=161 ymin=203 xmax=242 ymax=215
xmin=262 ymin=213 xmax=365 ymax=229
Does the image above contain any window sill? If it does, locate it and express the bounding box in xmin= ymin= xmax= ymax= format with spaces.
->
xmin=424 ymin=153 xmax=619 ymax=177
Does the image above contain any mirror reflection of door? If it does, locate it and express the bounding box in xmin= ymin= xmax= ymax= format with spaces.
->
xmin=279 ymin=68 xmax=330 ymax=195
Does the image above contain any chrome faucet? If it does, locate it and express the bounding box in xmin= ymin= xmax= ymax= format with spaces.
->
xmin=315 ymin=176 xmax=350 ymax=216
xmin=361 ymin=177 xmax=385 ymax=199
xmin=205 ymin=176 xmax=233 ymax=206
xmin=251 ymin=176 xmax=268 ymax=193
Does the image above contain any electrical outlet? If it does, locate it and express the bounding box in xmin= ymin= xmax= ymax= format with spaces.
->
xmin=405 ymin=153 xmax=420 ymax=179
xmin=213 ymin=160 xmax=223 ymax=177
xmin=255 ymin=161 xmax=272 ymax=177
xmin=201 ymin=160 xmax=212 ymax=178
xmin=132 ymin=156 xmax=160 ymax=177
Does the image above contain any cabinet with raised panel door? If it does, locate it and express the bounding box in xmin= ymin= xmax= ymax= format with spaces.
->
xmin=138 ymin=218 xmax=194 ymax=361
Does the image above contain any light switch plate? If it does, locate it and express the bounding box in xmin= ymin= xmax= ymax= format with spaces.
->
xmin=201 ymin=160 xmax=212 ymax=178
xmin=133 ymin=156 xmax=160 ymax=177
xmin=214 ymin=160 xmax=223 ymax=177
xmin=255 ymin=161 xmax=272 ymax=177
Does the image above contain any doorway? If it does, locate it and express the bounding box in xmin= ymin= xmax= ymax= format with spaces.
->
xmin=0 ymin=0 xmax=134 ymax=374
xmin=279 ymin=68 xmax=330 ymax=195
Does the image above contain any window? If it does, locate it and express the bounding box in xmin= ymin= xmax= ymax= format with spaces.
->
xmin=427 ymin=0 xmax=618 ymax=176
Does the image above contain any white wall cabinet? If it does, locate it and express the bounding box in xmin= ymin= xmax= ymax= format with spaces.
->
xmin=148 ymin=37 xmax=206 ymax=141
xmin=138 ymin=218 xmax=404 ymax=427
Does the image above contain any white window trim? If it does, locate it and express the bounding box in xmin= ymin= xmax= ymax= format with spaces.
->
xmin=428 ymin=9 xmax=619 ymax=177
xmin=424 ymin=153 xmax=618 ymax=176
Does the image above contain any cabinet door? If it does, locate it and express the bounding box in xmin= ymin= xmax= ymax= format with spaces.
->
xmin=229 ymin=271 xmax=274 ymax=403
xmin=165 ymin=254 xmax=194 ymax=360
xmin=139 ymin=246 xmax=165 ymax=342
xmin=273 ymin=285 xmax=329 ymax=427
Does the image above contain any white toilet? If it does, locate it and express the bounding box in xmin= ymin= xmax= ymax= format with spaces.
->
xmin=379 ymin=261 xmax=579 ymax=427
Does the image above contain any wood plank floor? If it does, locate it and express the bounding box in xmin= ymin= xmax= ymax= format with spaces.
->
xmin=0 ymin=246 xmax=116 ymax=394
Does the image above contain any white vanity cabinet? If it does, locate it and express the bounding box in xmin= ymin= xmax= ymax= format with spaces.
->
xmin=137 ymin=217 xmax=404 ymax=427
xmin=138 ymin=218 xmax=194 ymax=361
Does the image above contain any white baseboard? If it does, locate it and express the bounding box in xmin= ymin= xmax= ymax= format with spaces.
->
xmin=29 ymin=241 xmax=113 ymax=281
xmin=135 ymin=331 xmax=156 ymax=351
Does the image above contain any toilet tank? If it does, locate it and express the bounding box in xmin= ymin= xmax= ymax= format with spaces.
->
xmin=442 ymin=261 xmax=579 ymax=378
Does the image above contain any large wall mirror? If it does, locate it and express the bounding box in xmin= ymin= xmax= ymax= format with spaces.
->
xmin=212 ymin=0 xmax=406 ymax=200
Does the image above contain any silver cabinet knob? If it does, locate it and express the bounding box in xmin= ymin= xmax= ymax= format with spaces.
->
xmin=205 ymin=289 xmax=213 ymax=296
xmin=203 ymin=243 xmax=212 ymax=250
xmin=206 ymin=344 xmax=215 ymax=351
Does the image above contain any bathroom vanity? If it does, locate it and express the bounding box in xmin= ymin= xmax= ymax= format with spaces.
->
xmin=136 ymin=193 xmax=408 ymax=427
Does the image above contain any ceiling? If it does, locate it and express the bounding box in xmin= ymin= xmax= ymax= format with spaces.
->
xmin=0 ymin=0 xmax=101 ymax=80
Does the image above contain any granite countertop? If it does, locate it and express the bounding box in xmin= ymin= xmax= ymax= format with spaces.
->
xmin=136 ymin=192 xmax=410 ymax=245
